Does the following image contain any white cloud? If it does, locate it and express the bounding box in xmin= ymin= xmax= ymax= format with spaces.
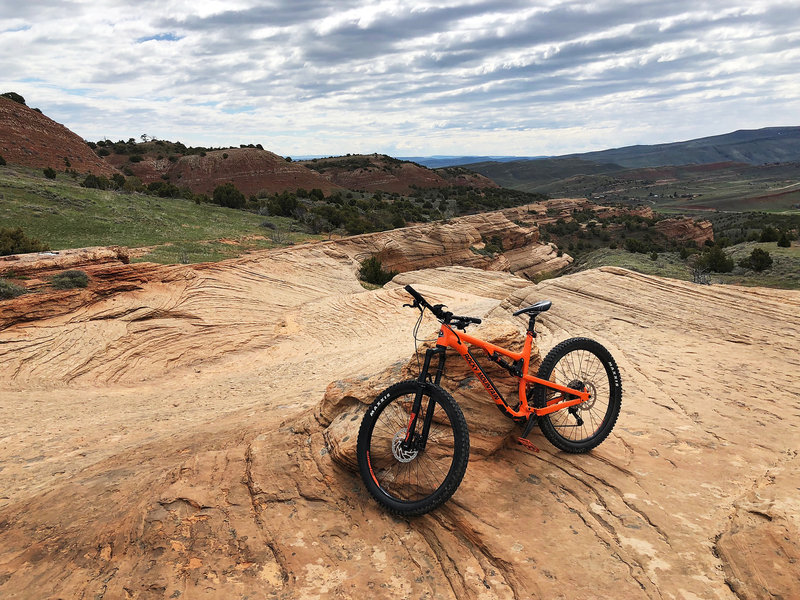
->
xmin=1 ymin=0 xmax=798 ymax=156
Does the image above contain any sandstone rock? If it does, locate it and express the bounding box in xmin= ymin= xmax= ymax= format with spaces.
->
xmin=0 ymin=245 xmax=127 ymax=278
xmin=335 ymin=209 xmax=571 ymax=278
xmin=2 ymin=253 xmax=800 ymax=599
xmin=654 ymin=216 xmax=714 ymax=245
xmin=319 ymin=308 xmax=540 ymax=462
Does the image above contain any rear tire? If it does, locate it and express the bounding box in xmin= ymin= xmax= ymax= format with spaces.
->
xmin=533 ymin=338 xmax=622 ymax=453
xmin=357 ymin=380 xmax=469 ymax=516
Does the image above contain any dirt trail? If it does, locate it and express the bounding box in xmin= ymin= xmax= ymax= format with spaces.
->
xmin=1 ymin=245 xmax=799 ymax=598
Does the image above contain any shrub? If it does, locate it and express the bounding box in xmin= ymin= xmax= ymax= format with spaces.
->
xmin=624 ymin=238 xmax=646 ymax=253
xmin=358 ymin=256 xmax=398 ymax=286
xmin=0 ymin=227 xmax=50 ymax=255
xmin=211 ymin=182 xmax=245 ymax=209
xmin=0 ymin=154 xmax=6 ymax=166
xmin=269 ymin=193 xmax=298 ymax=217
xmin=777 ymin=232 xmax=791 ymax=248
xmin=43 ymin=167 xmax=57 ymax=179
xmin=739 ymin=248 xmax=773 ymax=272
xmin=129 ymin=154 xmax=143 ymax=163
xmin=1 ymin=91 xmax=26 ymax=105
xmin=697 ymin=246 xmax=734 ymax=273
xmin=82 ymin=174 xmax=110 ymax=189
xmin=760 ymin=226 xmax=779 ymax=243
xmin=50 ymin=270 xmax=89 ymax=290
xmin=0 ymin=279 xmax=27 ymax=300
xmin=111 ymin=173 xmax=126 ymax=189
xmin=650 ymin=251 xmax=658 ymax=261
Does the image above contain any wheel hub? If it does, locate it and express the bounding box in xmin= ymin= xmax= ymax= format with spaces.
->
xmin=579 ymin=381 xmax=597 ymax=411
xmin=392 ymin=431 xmax=419 ymax=463
xmin=567 ymin=379 xmax=597 ymax=410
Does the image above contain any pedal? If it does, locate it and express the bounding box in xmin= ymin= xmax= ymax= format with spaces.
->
xmin=517 ymin=437 xmax=540 ymax=453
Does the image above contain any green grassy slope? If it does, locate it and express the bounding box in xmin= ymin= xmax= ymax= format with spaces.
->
xmin=570 ymin=242 xmax=800 ymax=290
xmin=0 ymin=166 xmax=311 ymax=263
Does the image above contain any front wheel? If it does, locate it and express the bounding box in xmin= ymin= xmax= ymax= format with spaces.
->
xmin=357 ymin=380 xmax=469 ymax=516
xmin=533 ymin=337 xmax=622 ymax=453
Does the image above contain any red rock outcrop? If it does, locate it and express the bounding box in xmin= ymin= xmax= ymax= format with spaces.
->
xmin=0 ymin=97 xmax=119 ymax=175
xmin=654 ymin=216 xmax=715 ymax=245
xmin=166 ymin=148 xmax=344 ymax=196
xmin=299 ymin=154 xmax=497 ymax=193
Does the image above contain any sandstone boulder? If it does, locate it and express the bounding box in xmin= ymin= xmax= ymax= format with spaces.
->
xmin=335 ymin=210 xmax=572 ymax=279
xmin=654 ymin=216 xmax=714 ymax=245
xmin=318 ymin=307 xmax=541 ymax=465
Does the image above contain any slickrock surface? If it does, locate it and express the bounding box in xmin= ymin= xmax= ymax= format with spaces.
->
xmin=335 ymin=209 xmax=571 ymax=277
xmin=1 ymin=247 xmax=799 ymax=599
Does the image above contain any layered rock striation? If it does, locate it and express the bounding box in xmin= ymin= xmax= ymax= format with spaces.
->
xmin=1 ymin=262 xmax=799 ymax=599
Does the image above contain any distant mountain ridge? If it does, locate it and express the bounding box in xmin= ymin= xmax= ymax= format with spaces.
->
xmin=399 ymin=155 xmax=548 ymax=168
xmin=462 ymin=126 xmax=800 ymax=210
xmin=570 ymin=126 xmax=800 ymax=168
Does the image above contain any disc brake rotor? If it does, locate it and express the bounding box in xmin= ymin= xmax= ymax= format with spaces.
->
xmin=392 ymin=431 xmax=419 ymax=463
xmin=567 ymin=379 xmax=597 ymax=411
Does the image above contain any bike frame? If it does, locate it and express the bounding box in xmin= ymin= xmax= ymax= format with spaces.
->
xmin=422 ymin=323 xmax=590 ymax=421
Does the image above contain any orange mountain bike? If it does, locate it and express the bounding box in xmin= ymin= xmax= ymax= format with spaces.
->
xmin=357 ymin=285 xmax=622 ymax=516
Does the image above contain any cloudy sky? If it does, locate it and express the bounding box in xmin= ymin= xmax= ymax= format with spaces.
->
xmin=2 ymin=0 xmax=799 ymax=157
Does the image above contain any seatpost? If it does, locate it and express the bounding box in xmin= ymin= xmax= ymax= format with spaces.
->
xmin=528 ymin=315 xmax=537 ymax=337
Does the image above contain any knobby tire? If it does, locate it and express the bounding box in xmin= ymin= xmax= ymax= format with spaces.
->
xmin=357 ymin=380 xmax=469 ymax=516
xmin=533 ymin=337 xmax=622 ymax=453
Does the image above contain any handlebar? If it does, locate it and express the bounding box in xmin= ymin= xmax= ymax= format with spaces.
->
xmin=404 ymin=284 xmax=482 ymax=327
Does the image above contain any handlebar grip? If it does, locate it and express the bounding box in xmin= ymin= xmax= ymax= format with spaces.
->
xmin=453 ymin=315 xmax=482 ymax=325
xmin=404 ymin=284 xmax=426 ymax=306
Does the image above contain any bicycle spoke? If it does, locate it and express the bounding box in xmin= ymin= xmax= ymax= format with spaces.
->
xmin=367 ymin=392 xmax=457 ymax=502
xmin=544 ymin=346 xmax=616 ymax=442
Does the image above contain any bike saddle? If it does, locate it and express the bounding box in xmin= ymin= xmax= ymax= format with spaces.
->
xmin=513 ymin=300 xmax=552 ymax=316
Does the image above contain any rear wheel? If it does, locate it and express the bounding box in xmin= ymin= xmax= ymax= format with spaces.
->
xmin=533 ymin=338 xmax=622 ymax=453
xmin=357 ymin=381 xmax=469 ymax=516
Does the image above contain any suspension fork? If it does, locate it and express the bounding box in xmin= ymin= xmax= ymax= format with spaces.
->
xmin=404 ymin=347 xmax=447 ymax=451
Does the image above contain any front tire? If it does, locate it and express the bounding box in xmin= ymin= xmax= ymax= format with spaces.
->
xmin=533 ymin=337 xmax=622 ymax=453
xmin=357 ymin=381 xmax=469 ymax=516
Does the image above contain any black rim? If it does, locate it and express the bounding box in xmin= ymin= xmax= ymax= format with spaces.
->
xmin=544 ymin=349 xmax=612 ymax=443
xmin=367 ymin=392 xmax=457 ymax=503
